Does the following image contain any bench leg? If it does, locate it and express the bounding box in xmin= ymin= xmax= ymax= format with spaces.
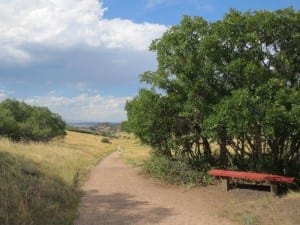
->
xmin=226 ymin=178 xmax=231 ymax=191
xmin=270 ymin=183 xmax=278 ymax=195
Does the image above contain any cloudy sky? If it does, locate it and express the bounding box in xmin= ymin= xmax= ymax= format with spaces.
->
xmin=1 ymin=0 xmax=299 ymax=122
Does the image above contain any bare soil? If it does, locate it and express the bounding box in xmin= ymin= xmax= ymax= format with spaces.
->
xmin=75 ymin=152 xmax=299 ymax=225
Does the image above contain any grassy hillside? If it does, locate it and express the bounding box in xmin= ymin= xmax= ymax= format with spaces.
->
xmin=0 ymin=131 xmax=117 ymax=225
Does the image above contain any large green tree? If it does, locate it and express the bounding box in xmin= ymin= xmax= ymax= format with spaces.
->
xmin=126 ymin=8 xmax=300 ymax=178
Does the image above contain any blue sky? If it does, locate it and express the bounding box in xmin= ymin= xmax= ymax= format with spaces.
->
xmin=0 ymin=0 xmax=299 ymax=122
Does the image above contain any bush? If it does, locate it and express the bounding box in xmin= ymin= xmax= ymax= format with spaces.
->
xmin=0 ymin=99 xmax=66 ymax=142
xmin=142 ymin=153 xmax=213 ymax=186
xmin=101 ymin=137 xmax=111 ymax=144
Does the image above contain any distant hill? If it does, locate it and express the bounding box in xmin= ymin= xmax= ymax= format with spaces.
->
xmin=67 ymin=122 xmax=121 ymax=137
xmin=90 ymin=122 xmax=121 ymax=137
xmin=67 ymin=122 xmax=99 ymax=128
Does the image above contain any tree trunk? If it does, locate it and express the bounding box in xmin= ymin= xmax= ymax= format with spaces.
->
xmin=202 ymin=136 xmax=212 ymax=163
xmin=218 ymin=127 xmax=228 ymax=168
xmin=253 ymin=121 xmax=262 ymax=171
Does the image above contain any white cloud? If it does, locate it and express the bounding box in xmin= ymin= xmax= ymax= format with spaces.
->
xmin=0 ymin=90 xmax=8 ymax=101
xmin=0 ymin=0 xmax=167 ymax=64
xmin=0 ymin=46 xmax=31 ymax=64
xmin=0 ymin=89 xmax=15 ymax=101
xmin=25 ymin=93 xmax=132 ymax=122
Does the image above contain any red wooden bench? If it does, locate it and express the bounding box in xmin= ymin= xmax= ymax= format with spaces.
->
xmin=208 ymin=169 xmax=295 ymax=195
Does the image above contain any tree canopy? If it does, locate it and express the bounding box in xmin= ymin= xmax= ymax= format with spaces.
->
xmin=126 ymin=8 xmax=300 ymax=180
xmin=0 ymin=99 xmax=66 ymax=142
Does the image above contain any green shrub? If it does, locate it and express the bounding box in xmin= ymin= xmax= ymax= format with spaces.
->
xmin=101 ymin=137 xmax=111 ymax=144
xmin=0 ymin=99 xmax=66 ymax=142
xmin=142 ymin=153 xmax=213 ymax=186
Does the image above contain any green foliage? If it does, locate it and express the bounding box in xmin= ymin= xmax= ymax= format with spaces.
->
xmin=125 ymin=89 xmax=176 ymax=156
xmin=101 ymin=137 xmax=111 ymax=144
xmin=120 ymin=121 xmax=131 ymax=133
xmin=142 ymin=153 xmax=213 ymax=186
xmin=204 ymin=79 xmax=300 ymax=175
xmin=0 ymin=152 xmax=78 ymax=225
xmin=126 ymin=8 xmax=300 ymax=182
xmin=0 ymin=99 xmax=66 ymax=142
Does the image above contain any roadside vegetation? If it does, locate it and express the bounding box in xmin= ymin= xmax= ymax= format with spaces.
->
xmin=142 ymin=153 xmax=214 ymax=186
xmin=0 ymin=131 xmax=116 ymax=225
xmin=126 ymin=8 xmax=300 ymax=185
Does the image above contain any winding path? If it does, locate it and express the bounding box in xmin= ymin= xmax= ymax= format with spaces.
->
xmin=75 ymin=151 xmax=240 ymax=225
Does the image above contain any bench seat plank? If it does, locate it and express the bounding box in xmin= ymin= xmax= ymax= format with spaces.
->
xmin=208 ymin=169 xmax=295 ymax=184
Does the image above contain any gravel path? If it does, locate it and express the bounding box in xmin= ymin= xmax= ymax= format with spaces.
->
xmin=75 ymin=151 xmax=239 ymax=225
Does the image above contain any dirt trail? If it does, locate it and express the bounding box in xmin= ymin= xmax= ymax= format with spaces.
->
xmin=75 ymin=152 xmax=263 ymax=225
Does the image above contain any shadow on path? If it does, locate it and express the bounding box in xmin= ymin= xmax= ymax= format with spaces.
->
xmin=76 ymin=191 xmax=175 ymax=225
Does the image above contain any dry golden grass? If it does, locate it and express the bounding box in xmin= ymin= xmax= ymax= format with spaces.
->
xmin=114 ymin=132 xmax=151 ymax=166
xmin=0 ymin=130 xmax=123 ymax=225
xmin=0 ymin=131 xmax=117 ymax=185
xmin=0 ymin=130 xmax=195 ymax=224
xmin=221 ymin=191 xmax=300 ymax=225
xmin=0 ymin=131 xmax=152 ymax=185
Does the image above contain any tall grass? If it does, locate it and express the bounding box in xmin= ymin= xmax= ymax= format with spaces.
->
xmin=0 ymin=131 xmax=116 ymax=225
xmin=118 ymin=133 xmax=151 ymax=166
